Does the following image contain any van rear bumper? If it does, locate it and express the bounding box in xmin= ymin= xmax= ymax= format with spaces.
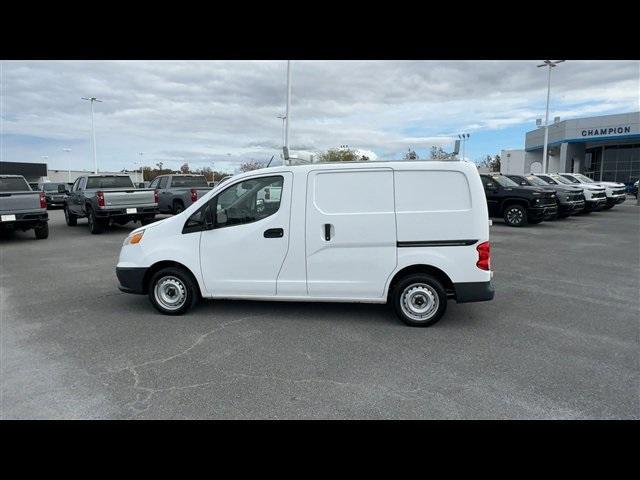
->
xmin=454 ymin=281 xmax=495 ymax=303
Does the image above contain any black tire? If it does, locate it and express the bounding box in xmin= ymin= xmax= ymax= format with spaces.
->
xmin=87 ymin=207 xmax=106 ymax=234
xmin=503 ymin=204 xmax=527 ymax=227
xmin=34 ymin=222 xmax=49 ymax=239
xmin=172 ymin=201 xmax=185 ymax=215
xmin=148 ymin=267 xmax=199 ymax=315
xmin=391 ymin=273 xmax=447 ymax=327
xmin=64 ymin=205 xmax=77 ymax=226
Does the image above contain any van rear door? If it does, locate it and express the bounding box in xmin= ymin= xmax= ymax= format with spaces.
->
xmin=305 ymin=168 xmax=397 ymax=299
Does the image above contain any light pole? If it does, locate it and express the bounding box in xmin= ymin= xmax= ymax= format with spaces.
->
xmin=137 ymin=152 xmax=144 ymax=184
xmin=458 ymin=133 xmax=470 ymax=161
xmin=277 ymin=114 xmax=287 ymax=149
xmin=62 ymin=148 xmax=72 ymax=183
xmin=284 ymin=60 xmax=292 ymax=163
xmin=81 ymin=97 xmax=102 ymax=174
xmin=537 ymin=60 xmax=564 ymax=173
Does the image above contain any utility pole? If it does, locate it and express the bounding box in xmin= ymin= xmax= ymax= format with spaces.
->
xmin=82 ymin=97 xmax=102 ymax=174
xmin=537 ymin=60 xmax=564 ymax=173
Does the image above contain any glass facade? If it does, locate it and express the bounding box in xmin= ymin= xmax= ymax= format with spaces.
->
xmin=584 ymin=144 xmax=640 ymax=183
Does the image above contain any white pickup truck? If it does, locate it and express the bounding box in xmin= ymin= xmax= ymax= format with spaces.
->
xmin=535 ymin=173 xmax=607 ymax=212
xmin=64 ymin=174 xmax=159 ymax=234
xmin=0 ymin=175 xmax=49 ymax=239
xmin=559 ymin=173 xmax=626 ymax=210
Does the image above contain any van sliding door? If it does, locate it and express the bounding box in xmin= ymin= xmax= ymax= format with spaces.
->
xmin=305 ymin=168 xmax=397 ymax=299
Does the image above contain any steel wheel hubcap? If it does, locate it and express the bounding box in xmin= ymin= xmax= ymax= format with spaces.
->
xmin=507 ymin=208 xmax=523 ymax=224
xmin=154 ymin=276 xmax=187 ymax=311
xmin=400 ymin=284 xmax=439 ymax=322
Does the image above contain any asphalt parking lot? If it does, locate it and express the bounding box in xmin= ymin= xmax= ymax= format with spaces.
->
xmin=1 ymin=201 xmax=638 ymax=419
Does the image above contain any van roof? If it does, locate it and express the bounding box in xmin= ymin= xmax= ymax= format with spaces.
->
xmin=236 ymin=160 xmax=477 ymax=178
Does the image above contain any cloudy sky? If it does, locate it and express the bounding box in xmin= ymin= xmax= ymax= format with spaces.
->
xmin=1 ymin=60 xmax=638 ymax=174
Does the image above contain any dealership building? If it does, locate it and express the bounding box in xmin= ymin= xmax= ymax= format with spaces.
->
xmin=0 ymin=161 xmax=140 ymax=186
xmin=501 ymin=111 xmax=640 ymax=184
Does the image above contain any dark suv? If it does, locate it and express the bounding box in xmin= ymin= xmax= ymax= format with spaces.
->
xmin=507 ymin=174 xmax=585 ymax=218
xmin=480 ymin=173 xmax=558 ymax=227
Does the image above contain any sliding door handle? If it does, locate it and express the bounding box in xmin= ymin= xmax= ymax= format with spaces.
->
xmin=264 ymin=228 xmax=284 ymax=238
xmin=324 ymin=224 xmax=332 ymax=241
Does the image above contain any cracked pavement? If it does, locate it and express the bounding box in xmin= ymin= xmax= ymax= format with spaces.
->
xmin=1 ymin=203 xmax=638 ymax=419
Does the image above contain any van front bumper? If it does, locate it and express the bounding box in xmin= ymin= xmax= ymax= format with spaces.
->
xmin=454 ymin=281 xmax=495 ymax=303
xmin=116 ymin=267 xmax=148 ymax=294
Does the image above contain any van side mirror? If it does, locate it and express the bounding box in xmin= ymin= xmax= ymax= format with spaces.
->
xmin=486 ymin=182 xmax=497 ymax=190
xmin=520 ymin=180 xmax=527 ymax=186
xmin=58 ymin=184 xmax=67 ymax=193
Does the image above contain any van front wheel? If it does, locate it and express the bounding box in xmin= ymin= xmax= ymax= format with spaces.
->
xmin=392 ymin=274 xmax=447 ymax=327
xmin=148 ymin=267 xmax=199 ymax=315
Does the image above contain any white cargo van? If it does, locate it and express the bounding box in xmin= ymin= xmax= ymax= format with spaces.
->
xmin=116 ymin=161 xmax=494 ymax=326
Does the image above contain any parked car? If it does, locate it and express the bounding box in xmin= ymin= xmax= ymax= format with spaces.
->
xmin=533 ymin=173 xmax=607 ymax=213
xmin=148 ymin=174 xmax=213 ymax=214
xmin=39 ymin=182 xmax=68 ymax=209
xmin=64 ymin=174 xmax=158 ymax=234
xmin=480 ymin=173 xmax=557 ymax=227
xmin=0 ymin=175 xmax=49 ymax=239
xmin=559 ymin=173 xmax=626 ymax=209
xmin=633 ymin=180 xmax=639 ymax=198
xmin=116 ymin=161 xmax=494 ymax=327
xmin=507 ymin=174 xmax=585 ymax=218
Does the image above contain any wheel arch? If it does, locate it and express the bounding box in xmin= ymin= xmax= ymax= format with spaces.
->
xmin=143 ymin=260 xmax=202 ymax=297
xmin=386 ymin=264 xmax=455 ymax=302
xmin=500 ymin=198 xmax=529 ymax=215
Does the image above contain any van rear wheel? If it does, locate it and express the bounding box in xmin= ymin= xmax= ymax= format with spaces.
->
xmin=392 ymin=274 xmax=447 ymax=327
xmin=148 ymin=267 xmax=199 ymax=315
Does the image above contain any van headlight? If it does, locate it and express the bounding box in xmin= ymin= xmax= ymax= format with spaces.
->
xmin=124 ymin=230 xmax=144 ymax=246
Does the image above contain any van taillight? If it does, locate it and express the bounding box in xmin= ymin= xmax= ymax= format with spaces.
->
xmin=191 ymin=189 xmax=197 ymax=202
xmin=154 ymin=189 xmax=159 ymax=204
xmin=476 ymin=241 xmax=491 ymax=271
xmin=97 ymin=191 xmax=105 ymax=208
xmin=39 ymin=192 xmax=47 ymax=209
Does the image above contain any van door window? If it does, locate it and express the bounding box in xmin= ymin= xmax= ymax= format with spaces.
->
xmin=149 ymin=178 xmax=159 ymax=189
xmin=214 ymin=176 xmax=283 ymax=228
xmin=158 ymin=177 xmax=169 ymax=189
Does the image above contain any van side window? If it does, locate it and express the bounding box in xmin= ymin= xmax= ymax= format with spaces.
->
xmin=71 ymin=178 xmax=81 ymax=191
xmin=214 ymin=176 xmax=283 ymax=228
xmin=149 ymin=178 xmax=159 ymax=189
xmin=158 ymin=177 xmax=169 ymax=189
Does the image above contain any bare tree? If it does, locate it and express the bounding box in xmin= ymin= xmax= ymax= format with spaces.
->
xmin=239 ymin=160 xmax=265 ymax=172
xmin=429 ymin=146 xmax=451 ymax=160
xmin=404 ymin=148 xmax=419 ymax=160
xmin=318 ymin=147 xmax=369 ymax=162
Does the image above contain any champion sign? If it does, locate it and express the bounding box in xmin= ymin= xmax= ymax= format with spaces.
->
xmin=581 ymin=125 xmax=631 ymax=137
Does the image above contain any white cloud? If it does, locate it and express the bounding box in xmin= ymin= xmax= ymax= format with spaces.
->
xmin=1 ymin=60 xmax=637 ymax=171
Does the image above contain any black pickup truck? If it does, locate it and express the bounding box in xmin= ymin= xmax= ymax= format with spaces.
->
xmin=480 ymin=173 xmax=558 ymax=227
xmin=507 ymin=174 xmax=585 ymax=218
